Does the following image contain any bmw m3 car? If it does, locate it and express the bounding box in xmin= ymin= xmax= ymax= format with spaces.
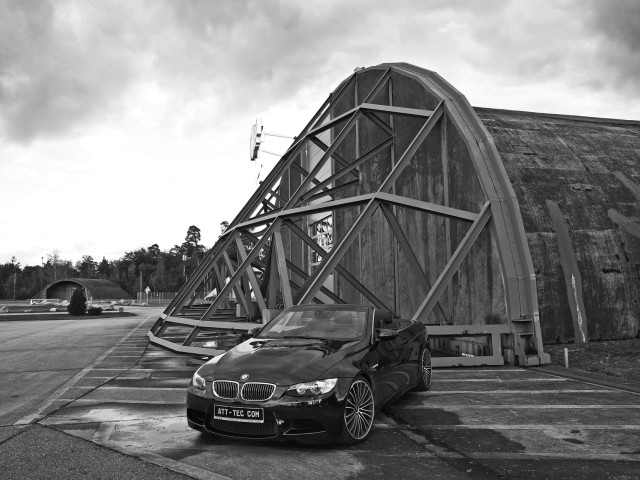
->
xmin=186 ymin=304 xmax=431 ymax=444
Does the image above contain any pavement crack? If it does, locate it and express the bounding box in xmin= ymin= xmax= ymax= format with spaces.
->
xmin=0 ymin=427 xmax=26 ymax=446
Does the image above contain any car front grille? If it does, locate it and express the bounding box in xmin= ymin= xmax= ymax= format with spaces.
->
xmin=241 ymin=382 xmax=276 ymax=401
xmin=213 ymin=380 xmax=239 ymax=400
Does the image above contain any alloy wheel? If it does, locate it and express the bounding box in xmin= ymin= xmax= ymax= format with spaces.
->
xmin=344 ymin=379 xmax=374 ymax=441
xmin=422 ymin=349 xmax=432 ymax=387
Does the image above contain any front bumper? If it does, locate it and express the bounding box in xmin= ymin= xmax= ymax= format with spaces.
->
xmin=186 ymin=378 xmax=352 ymax=442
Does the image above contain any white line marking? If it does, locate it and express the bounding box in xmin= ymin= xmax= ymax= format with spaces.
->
xmin=441 ymin=451 xmax=640 ymax=461
xmin=411 ymin=424 xmax=640 ymax=430
xmin=14 ymin=317 xmax=150 ymax=426
xmin=395 ymin=404 xmax=640 ymax=410
xmin=96 ymin=387 xmax=186 ymax=392
xmin=533 ymin=368 xmax=640 ymax=396
xmin=41 ymin=415 xmax=184 ymax=426
xmin=434 ymin=378 xmax=567 ymax=382
xmin=94 ymin=368 xmax=197 ymax=372
xmin=435 ymin=368 xmax=525 ymax=372
xmin=105 ymin=356 xmax=142 ymax=358
xmin=57 ymin=399 xmax=184 ymax=405
xmin=416 ymin=389 xmax=619 ymax=395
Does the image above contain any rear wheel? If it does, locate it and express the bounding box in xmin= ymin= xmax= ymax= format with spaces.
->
xmin=414 ymin=348 xmax=432 ymax=391
xmin=340 ymin=378 xmax=375 ymax=444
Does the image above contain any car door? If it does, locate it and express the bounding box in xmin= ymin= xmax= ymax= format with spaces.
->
xmin=394 ymin=321 xmax=422 ymax=391
xmin=371 ymin=326 xmax=407 ymax=407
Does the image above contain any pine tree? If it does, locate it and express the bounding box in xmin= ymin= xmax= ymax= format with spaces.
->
xmin=67 ymin=288 xmax=87 ymax=316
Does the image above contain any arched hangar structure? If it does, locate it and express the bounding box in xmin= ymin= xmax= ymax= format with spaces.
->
xmin=42 ymin=278 xmax=133 ymax=302
xmin=149 ymin=63 xmax=640 ymax=366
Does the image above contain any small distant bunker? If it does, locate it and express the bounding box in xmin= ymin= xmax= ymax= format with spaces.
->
xmin=43 ymin=278 xmax=133 ymax=302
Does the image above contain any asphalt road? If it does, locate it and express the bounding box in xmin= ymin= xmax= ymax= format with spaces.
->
xmin=1 ymin=310 xmax=639 ymax=479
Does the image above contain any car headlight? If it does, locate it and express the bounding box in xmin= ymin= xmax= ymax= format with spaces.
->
xmin=286 ymin=378 xmax=337 ymax=396
xmin=191 ymin=369 xmax=206 ymax=390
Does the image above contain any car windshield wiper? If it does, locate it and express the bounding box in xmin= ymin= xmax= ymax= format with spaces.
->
xmin=281 ymin=335 xmax=319 ymax=339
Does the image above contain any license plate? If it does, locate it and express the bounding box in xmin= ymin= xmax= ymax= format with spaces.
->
xmin=214 ymin=404 xmax=264 ymax=423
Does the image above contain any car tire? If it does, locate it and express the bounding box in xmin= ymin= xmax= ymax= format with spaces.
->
xmin=340 ymin=377 xmax=375 ymax=444
xmin=414 ymin=348 xmax=432 ymax=391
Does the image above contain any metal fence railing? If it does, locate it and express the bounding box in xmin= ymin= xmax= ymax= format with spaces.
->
xmin=135 ymin=291 xmax=209 ymax=305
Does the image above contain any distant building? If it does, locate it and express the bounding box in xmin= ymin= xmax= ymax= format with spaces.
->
xmin=41 ymin=278 xmax=133 ymax=302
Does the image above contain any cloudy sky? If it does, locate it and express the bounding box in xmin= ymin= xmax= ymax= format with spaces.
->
xmin=1 ymin=0 xmax=639 ymax=267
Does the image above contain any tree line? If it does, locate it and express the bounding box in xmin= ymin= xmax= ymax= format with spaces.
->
xmin=0 ymin=225 xmax=211 ymax=300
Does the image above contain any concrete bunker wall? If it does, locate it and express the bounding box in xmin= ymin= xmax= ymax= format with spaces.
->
xmin=477 ymin=108 xmax=640 ymax=343
xmin=44 ymin=278 xmax=134 ymax=302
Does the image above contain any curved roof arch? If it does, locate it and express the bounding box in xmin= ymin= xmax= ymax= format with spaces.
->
xmin=44 ymin=278 xmax=133 ymax=301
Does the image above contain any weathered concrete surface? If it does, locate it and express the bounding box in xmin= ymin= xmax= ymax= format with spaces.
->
xmin=0 ymin=425 xmax=192 ymax=480
xmin=3 ymin=313 xmax=639 ymax=479
xmin=477 ymin=108 xmax=640 ymax=343
xmin=0 ymin=310 xmax=155 ymax=425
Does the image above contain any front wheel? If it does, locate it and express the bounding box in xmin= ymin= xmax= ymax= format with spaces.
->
xmin=414 ymin=348 xmax=432 ymax=391
xmin=340 ymin=378 xmax=375 ymax=444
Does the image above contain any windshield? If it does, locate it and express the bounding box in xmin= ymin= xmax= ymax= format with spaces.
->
xmin=256 ymin=307 xmax=368 ymax=341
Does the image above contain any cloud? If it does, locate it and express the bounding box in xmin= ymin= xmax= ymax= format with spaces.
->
xmin=1 ymin=0 xmax=638 ymax=146
xmin=584 ymin=0 xmax=640 ymax=93
xmin=0 ymin=0 xmax=148 ymax=143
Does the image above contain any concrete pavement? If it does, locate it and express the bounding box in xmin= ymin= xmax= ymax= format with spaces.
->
xmin=1 ymin=310 xmax=639 ymax=479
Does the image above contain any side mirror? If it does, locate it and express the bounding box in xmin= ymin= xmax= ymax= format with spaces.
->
xmin=243 ymin=327 xmax=261 ymax=340
xmin=377 ymin=328 xmax=398 ymax=340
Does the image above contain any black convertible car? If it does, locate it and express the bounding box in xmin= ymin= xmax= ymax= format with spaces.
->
xmin=187 ymin=304 xmax=431 ymax=443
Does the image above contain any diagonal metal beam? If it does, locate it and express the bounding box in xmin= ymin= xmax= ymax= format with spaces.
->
xmin=379 ymin=101 xmax=444 ymax=193
xmin=229 ymin=76 xmax=357 ymax=228
xmin=187 ymin=270 xmax=216 ymax=307
xmin=301 ymin=180 xmax=360 ymax=204
xmin=289 ymin=161 xmax=327 ymax=192
xmin=266 ymin=240 xmax=279 ymax=308
xmin=201 ymin=220 xmax=282 ymax=322
xmin=222 ymin=250 xmax=251 ymax=316
xmin=412 ymin=201 xmax=493 ymax=323
xmin=282 ymin=219 xmax=388 ymax=310
xmin=211 ymin=261 xmax=232 ymax=309
xmin=236 ymin=193 xmax=377 ymax=230
xmin=362 ymin=110 xmax=393 ymax=137
xmin=265 ymin=188 xmax=285 ymax=206
xmin=300 ymin=137 xmax=393 ymax=202
xmin=297 ymin=198 xmax=381 ymax=304
xmin=234 ymin=237 xmax=268 ymax=313
xmin=308 ymin=137 xmax=359 ymax=179
xmin=273 ymin=229 xmax=293 ymax=307
xmin=307 ymin=74 xmax=357 ymax=135
xmin=376 ymin=192 xmax=477 ymax=221
xmin=285 ymin=110 xmax=362 ymax=209
xmin=333 ymin=266 xmax=391 ymax=311
xmin=361 ymin=103 xmax=434 ymax=118
xmin=379 ymin=203 xmax=448 ymax=323
xmin=361 ymin=67 xmax=391 ymax=104
xmin=306 ymin=105 xmax=359 ymax=140
xmin=230 ymin=142 xmax=307 ymax=227
xmin=285 ymin=260 xmax=345 ymax=305
xmin=166 ymin=233 xmax=238 ymax=316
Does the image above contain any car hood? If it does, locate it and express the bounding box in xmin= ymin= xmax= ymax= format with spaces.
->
xmin=206 ymin=337 xmax=362 ymax=385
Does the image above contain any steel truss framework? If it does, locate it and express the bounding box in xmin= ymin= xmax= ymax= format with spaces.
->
xmin=149 ymin=63 xmax=550 ymax=366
